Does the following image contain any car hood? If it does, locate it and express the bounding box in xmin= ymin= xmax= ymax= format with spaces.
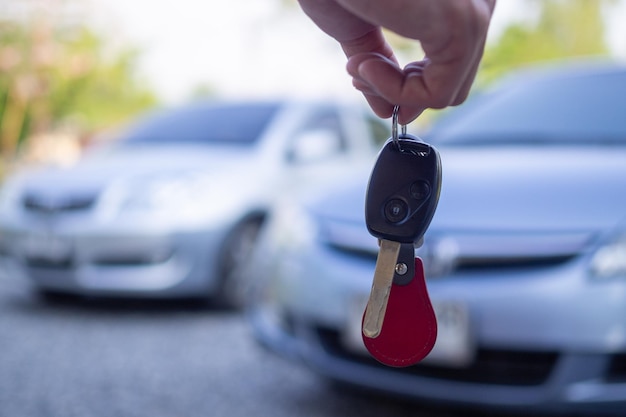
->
xmin=15 ymin=145 xmax=256 ymax=196
xmin=314 ymin=145 xmax=626 ymax=235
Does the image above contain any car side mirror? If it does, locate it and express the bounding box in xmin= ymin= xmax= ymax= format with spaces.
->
xmin=287 ymin=129 xmax=342 ymax=164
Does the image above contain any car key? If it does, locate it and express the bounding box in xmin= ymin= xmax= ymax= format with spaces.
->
xmin=362 ymin=106 xmax=441 ymax=367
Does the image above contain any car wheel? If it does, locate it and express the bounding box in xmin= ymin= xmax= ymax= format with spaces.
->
xmin=215 ymin=217 xmax=264 ymax=309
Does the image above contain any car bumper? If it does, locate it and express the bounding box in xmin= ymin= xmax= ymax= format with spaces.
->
xmin=248 ymin=242 xmax=626 ymax=414
xmin=0 ymin=219 xmax=229 ymax=298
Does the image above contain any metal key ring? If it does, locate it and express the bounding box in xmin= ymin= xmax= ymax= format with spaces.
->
xmin=391 ymin=106 xmax=407 ymax=150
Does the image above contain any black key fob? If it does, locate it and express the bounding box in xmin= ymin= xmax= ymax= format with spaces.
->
xmin=365 ymin=134 xmax=442 ymax=244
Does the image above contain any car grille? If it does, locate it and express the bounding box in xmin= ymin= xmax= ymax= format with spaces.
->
xmin=322 ymin=223 xmax=591 ymax=274
xmin=22 ymin=193 xmax=97 ymax=213
xmin=25 ymin=252 xmax=174 ymax=269
xmin=441 ymin=254 xmax=576 ymax=272
xmin=329 ymin=244 xmax=577 ymax=272
xmin=92 ymin=250 xmax=174 ymax=266
xmin=26 ymin=257 xmax=73 ymax=269
xmin=315 ymin=326 xmax=558 ymax=387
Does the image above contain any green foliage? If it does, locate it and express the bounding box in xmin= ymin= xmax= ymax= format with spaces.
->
xmin=0 ymin=12 xmax=158 ymax=161
xmin=47 ymin=34 xmax=157 ymax=128
xmin=410 ymin=0 xmax=618 ymax=130
xmin=479 ymin=0 xmax=612 ymax=85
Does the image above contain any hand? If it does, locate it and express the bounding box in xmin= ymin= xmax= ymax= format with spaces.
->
xmin=298 ymin=0 xmax=496 ymax=124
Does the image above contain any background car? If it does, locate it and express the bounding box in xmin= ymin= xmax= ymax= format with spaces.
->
xmin=247 ymin=61 xmax=626 ymax=414
xmin=0 ymin=99 xmax=386 ymax=307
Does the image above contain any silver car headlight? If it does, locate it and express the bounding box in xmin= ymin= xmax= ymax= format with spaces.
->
xmin=264 ymin=198 xmax=319 ymax=251
xmin=100 ymin=172 xmax=235 ymax=222
xmin=590 ymin=233 xmax=626 ymax=280
xmin=247 ymin=199 xmax=318 ymax=309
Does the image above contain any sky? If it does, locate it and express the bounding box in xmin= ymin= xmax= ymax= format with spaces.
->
xmin=89 ymin=0 xmax=626 ymax=105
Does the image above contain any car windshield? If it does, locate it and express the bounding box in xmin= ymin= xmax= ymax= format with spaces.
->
xmin=121 ymin=102 xmax=281 ymax=146
xmin=428 ymin=68 xmax=626 ymax=146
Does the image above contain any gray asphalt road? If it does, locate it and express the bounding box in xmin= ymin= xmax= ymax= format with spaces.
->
xmin=0 ymin=271 xmax=492 ymax=417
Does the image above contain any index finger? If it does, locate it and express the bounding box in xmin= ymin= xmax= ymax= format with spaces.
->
xmin=357 ymin=56 xmax=465 ymax=110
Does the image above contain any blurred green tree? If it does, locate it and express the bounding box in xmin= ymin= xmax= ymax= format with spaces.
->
xmin=479 ymin=0 xmax=614 ymax=85
xmin=0 ymin=10 xmax=157 ymax=165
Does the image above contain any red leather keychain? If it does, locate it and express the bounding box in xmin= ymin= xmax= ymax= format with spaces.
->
xmin=362 ymin=255 xmax=437 ymax=367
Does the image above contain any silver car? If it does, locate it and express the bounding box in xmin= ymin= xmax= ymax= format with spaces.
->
xmin=248 ymin=62 xmax=626 ymax=414
xmin=0 ymin=100 xmax=384 ymax=306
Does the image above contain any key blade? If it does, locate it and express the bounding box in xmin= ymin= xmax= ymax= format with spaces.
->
xmin=362 ymin=239 xmax=401 ymax=338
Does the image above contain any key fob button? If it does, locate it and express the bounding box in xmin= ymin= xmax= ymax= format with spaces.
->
xmin=384 ymin=198 xmax=409 ymax=223
xmin=410 ymin=180 xmax=430 ymax=200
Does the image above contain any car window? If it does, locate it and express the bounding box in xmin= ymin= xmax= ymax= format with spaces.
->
xmin=311 ymin=110 xmax=346 ymax=149
xmin=429 ymin=69 xmax=626 ymax=145
xmin=291 ymin=109 xmax=347 ymax=156
xmin=121 ymin=102 xmax=281 ymax=146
